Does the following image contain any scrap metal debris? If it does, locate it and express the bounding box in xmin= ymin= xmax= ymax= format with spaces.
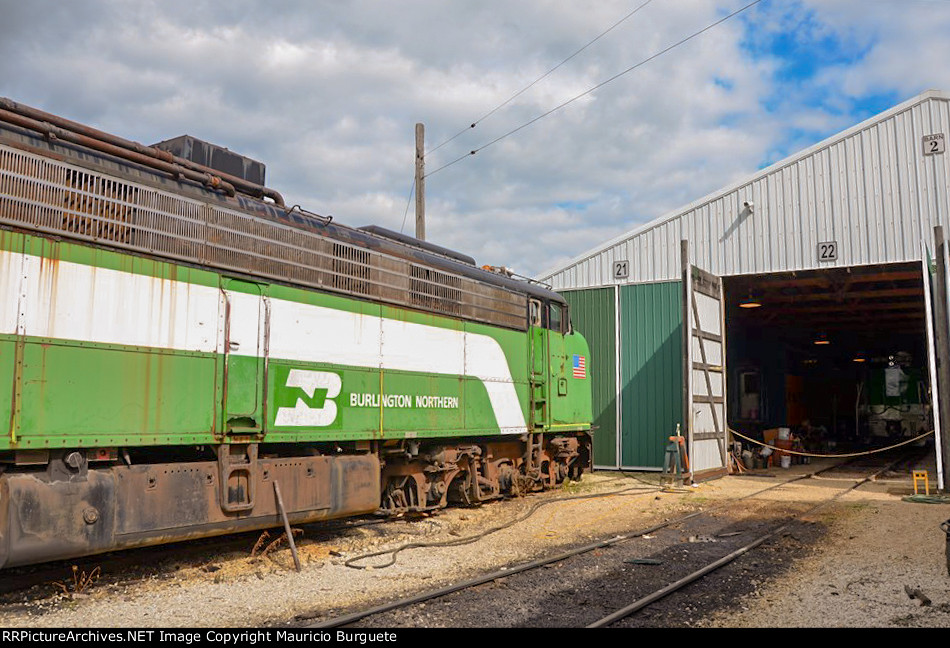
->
xmin=251 ymin=531 xmax=272 ymax=557
xmin=904 ymin=585 xmax=931 ymax=607
xmin=260 ymin=528 xmax=304 ymax=558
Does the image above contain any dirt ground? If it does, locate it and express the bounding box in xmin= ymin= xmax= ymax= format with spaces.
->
xmin=0 ymin=452 xmax=947 ymax=628
xmin=702 ymin=464 xmax=950 ymax=627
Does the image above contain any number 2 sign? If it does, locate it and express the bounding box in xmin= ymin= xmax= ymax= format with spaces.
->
xmin=923 ymin=134 xmax=945 ymax=156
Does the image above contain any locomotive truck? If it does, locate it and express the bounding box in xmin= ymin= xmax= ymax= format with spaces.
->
xmin=0 ymin=98 xmax=592 ymax=569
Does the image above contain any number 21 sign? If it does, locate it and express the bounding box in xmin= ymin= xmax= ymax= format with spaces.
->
xmin=613 ymin=260 xmax=629 ymax=280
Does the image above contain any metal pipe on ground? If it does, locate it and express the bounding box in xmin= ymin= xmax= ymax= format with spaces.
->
xmin=273 ymin=481 xmax=301 ymax=573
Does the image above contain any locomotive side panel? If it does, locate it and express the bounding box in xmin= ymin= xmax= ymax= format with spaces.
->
xmin=549 ymin=330 xmax=593 ymax=430
xmin=0 ymin=233 xmax=580 ymax=569
xmin=0 ymin=232 xmax=541 ymax=451
xmin=1 ymin=231 xmax=222 ymax=450
xmin=258 ymin=286 xmax=531 ymax=441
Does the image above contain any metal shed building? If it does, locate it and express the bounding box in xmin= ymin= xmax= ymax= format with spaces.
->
xmin=540 ymin=89 xmax=950 ymax=484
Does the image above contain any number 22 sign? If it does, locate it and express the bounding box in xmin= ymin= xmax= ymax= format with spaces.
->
xmin=817 ymin=241 xmax=837 ymax=262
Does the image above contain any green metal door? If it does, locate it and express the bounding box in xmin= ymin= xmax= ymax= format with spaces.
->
xmin=222 ymin=279 xmax=267 ymax=434
xmin=528 ymin=298 xmax=549 ymax=430
xmin=547 ymin=302 xmax=570 ymax=425
xmin=619 ymin=281 xmax=683 ymax=469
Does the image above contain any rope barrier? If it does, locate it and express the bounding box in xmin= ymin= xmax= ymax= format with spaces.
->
xmin=728 ymin=428 xmax=934 ymax=459
xmin=902 ymin=494 xmax=950 ymax=504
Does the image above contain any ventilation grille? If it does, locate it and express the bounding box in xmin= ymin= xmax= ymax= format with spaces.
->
xmin=332 ymin=242 xmax=372 ymax=295
xmin=0 ymin=144 xmax=527 ymax=330
xmin=410 ymin=265 xmax=462 ymax=316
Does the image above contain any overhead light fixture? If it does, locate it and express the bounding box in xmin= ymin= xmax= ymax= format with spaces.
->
xmin=739 ymin=290 xmax=762 ymax=308
xmin=814 ymin=332 xmax=830 ymax=346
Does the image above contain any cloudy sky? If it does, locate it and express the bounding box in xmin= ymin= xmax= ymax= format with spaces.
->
xmin=1 ymin=0 xmax=949 ymax=277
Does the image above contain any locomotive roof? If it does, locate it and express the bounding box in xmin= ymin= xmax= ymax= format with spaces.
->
xmin=0 ymin=116 xmax=566 ymax=308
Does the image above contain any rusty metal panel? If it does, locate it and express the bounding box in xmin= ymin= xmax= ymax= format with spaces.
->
xmin=0 ymin=453 xmax=381 ymax=569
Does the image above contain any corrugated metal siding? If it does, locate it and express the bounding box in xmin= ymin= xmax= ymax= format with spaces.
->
xmin=619 ymin=281 xmax=683 ymax=469
xmin=562 ymin=287 xmax=617 ymax=468
xmin=543 ymin=92 xmax=950 ymax=289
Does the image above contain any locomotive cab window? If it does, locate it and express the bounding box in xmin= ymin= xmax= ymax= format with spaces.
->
xmin=529 ymin=299 xmax=543 ymax=327
xmin=548 ymin=302 xmax=563 ymax=333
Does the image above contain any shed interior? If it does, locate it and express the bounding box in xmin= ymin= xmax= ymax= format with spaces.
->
xmin=723 ymin=262 xmax=932 ymax=463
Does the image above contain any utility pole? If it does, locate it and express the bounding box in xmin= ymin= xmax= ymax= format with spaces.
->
xmin=415 ymin=123 xmax=425 ymax=241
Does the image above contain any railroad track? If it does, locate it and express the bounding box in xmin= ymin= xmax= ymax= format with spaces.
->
xmin=0 ymin=472 xmax=650 ymax=601
xmin=302 ymin=449 xmax=922 ymax=628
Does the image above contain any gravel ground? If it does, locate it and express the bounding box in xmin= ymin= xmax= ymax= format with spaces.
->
xmin=349 ymin=502 xmax=826 ymax=628
xmin=702 ymin=472 xmax=950 ymax=627
xmin=0 ymin=453 xmax=947 ymax=628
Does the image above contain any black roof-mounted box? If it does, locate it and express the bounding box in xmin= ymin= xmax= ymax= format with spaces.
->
xmin=151 ymin=135 xmax=265 ymax=186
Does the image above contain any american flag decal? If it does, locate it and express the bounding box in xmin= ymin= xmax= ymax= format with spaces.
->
xmin=572 ymin=354 xmax=586 ymax=379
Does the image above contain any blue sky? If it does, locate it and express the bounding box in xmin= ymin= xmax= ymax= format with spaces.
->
xmin=739 ymin=0 xmax=904 ymax=168
xmin=0 ymin=0 xmax=947 ymax=276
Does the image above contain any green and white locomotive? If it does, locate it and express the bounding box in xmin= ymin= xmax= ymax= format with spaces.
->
xmin=0 ymin=99 xmax=592 ymax=569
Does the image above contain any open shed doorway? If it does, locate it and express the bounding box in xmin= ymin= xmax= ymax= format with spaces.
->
xmin=723 ymin=262 xmax=934 ymax=468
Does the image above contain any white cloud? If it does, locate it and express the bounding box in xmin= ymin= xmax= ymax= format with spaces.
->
xmin=0 ymin=0 xmax=946 ymax=277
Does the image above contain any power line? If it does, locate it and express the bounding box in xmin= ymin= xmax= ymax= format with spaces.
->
xmin=398 ymin=175 xmax=415 ymax=233
xmin=425 ymin=0 xmax=768 ymax=180
xmin=424 ymin=0 xmax=658 ymax=157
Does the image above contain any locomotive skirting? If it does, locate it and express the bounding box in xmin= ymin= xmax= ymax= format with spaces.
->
xmin=0 ymin=451 xmax=380 ymax=570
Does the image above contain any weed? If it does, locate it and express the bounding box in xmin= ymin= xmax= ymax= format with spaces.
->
xmin=51 ymin=565 xmax=101 ymax=598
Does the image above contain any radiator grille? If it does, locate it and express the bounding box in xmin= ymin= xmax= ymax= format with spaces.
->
xmin=410 ymin=265 xmax=463 ymax=316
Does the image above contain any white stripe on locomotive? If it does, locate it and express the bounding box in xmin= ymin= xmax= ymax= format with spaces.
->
xmin=1 ymin=249 xmax=527 ymax=432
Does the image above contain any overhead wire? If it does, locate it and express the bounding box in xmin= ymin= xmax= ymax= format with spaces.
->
xmin=424 ymin=0 xmax=658 ymax=157
xmin=398 ymin=176 xmax=416 ymax=233
xmin=399 ymin=1 xmax=657 ymax=226
xmin=425 ymin=0 xmax=768 ymax=180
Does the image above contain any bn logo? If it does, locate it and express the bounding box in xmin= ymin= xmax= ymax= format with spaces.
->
xmin=274 ymin=369 xmax=341 ymax=427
